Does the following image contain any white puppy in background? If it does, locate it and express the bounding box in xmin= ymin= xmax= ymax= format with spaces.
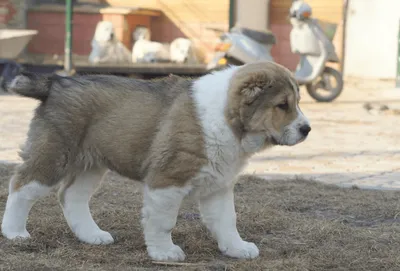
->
xmin=89 ymin=21 xmax=131 ymax=64
xmin=170 ymin=38 xmax=197 ymax=64
xmin=132 ymin=26 xmax=170 ymax=63
xmin=132 ymin=26 xmax=197 ymax=64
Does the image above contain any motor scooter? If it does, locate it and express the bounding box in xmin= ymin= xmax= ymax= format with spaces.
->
xmin=208 ymin=0 xmax=344 ymax=102
xmin=207 ymin=26 xmax=276 ymax=68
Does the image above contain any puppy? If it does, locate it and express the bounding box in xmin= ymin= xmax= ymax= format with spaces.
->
xmin=131 ymin=26 xmax=170 ymax=63
xmin=89 ymin=21 xmax=131 ymax=64
xmin=132 ymin=39 xmax=170 ymax=63
xmin=169 ymin=38 xmax=197 ymax=64
xmin=131 ymin=26 xmax=196 ymax=64
xmin=1 ymin=62 xmax=310 ymax=262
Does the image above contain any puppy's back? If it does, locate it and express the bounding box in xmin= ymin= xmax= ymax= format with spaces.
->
xmin=9 ymin=73 xmax=193 ymax=180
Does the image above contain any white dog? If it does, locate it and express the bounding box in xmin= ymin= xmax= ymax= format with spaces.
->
xmin=132 ymin=40 xmax=171 ymax=63
xmin=131 ymin=26 xmax=169 ymax=63
xmin=132 ymin=26 xmax=196 ymax=64
xmin=170 ymin=38 xmax=197 ymax=64
xmin=89 ymin=21 xmax=131 ymax=64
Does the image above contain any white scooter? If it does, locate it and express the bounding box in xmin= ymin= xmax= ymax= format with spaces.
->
xmin=208 ymin=0 xmax=343 ymax=102
xmin=207 ymin=26 xmax=276 ymax=67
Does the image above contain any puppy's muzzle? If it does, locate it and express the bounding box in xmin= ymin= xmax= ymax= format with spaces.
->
xmin=299 ymin=124 xmax=311 ymax=137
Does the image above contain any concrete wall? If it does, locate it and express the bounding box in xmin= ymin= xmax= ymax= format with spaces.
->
xmin=344 ymin=0 xmax=400 ymax=79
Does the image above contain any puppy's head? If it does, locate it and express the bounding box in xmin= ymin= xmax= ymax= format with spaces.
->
xmin=226 ymin=61 xmax=310 ymax=150
xmin=94 ymin=21 xmax=115 ymax=43
xmin=170 ymin=38 xmax=193 ymax=63
xmin=133 ymin=26 xmax=151 ymax=42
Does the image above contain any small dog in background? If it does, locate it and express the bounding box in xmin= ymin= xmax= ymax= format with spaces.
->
xmin=89 ymin=21 xmax=131 ymax=64
xmin=132 ymin=26 xmax=197 ymax=64
xmin=131 ymin=26 xmax=170 ymax=63
xmin=169 ymin=38 xmax=198 ymax=64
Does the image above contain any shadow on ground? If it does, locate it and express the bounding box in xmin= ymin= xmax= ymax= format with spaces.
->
xmin=1 ymin=163 xmax=400 ymax=271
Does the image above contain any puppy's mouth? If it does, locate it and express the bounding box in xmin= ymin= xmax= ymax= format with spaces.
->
xmin=269 ymin=134 xmax=308 ymax=146
xmin=270 ymin=136 xmax=280 ymax=145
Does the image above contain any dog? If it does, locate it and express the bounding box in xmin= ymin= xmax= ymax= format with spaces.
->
xmin=132 ymin=39 xmax=171 ymax=63
xmin=89 ymin=21 xmax=131 ymax=64
xmin=132 ymin=26 xmax=170 ymax=63
xmin=1 ymin=61 xmax=311 ymax=262
xmin=132 ymin=26 xmax=196 ymax=64
xmin=169 ymin=38 xmax=197 ymax=64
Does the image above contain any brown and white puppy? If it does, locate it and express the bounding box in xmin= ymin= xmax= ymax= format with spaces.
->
xmin=1 ymin=62 xmax=310 ymax=262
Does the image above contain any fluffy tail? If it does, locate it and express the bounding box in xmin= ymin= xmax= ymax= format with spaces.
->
xmin=8 ymin=72 xmax=53 ymax=102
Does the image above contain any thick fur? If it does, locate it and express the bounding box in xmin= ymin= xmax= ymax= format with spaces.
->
xmin=1 ymin=62 xmax=310 ymax=262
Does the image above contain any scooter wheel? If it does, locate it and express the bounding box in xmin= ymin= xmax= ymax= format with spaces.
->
xmin=306 ymin=67 xmax=344 ymax=103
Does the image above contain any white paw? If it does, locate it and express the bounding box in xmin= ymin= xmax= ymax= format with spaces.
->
xmin=148 ymin=244 xmax=186 ymax=262
xmin=2 ymin=228 xmax=31 ymax=240
xmin=78 ymin=230 xmax=114 ymax=245
xmin=220 ymin=241 xmax=259 ymax=259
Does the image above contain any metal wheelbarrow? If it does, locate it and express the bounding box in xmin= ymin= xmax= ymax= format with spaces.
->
xmin=0 ymin=29 xmax=38 ymax=90
xmin=0 ymin=29 xmax=38 ymax=59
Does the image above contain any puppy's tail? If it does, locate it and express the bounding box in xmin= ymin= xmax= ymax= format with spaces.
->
xmin=8 ymin=72 xmax=53 ymax=102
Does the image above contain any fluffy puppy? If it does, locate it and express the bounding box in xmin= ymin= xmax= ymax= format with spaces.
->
xmin=89 ymin=21 xmax=131 ymax=64
xmin=1 ymin=61 xmax=310 ymax=262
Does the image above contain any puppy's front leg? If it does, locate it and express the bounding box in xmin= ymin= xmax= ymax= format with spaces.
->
xmin=141 ymin=185 xmax=189 ymax=262
xmin=198 ymin=185 xmax=259 ymax=259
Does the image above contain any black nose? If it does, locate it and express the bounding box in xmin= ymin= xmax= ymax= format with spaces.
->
xmin=299 ymin=125 xmax=311 ymax=137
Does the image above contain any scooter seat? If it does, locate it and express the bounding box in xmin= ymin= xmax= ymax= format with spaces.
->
xmin=233 ymin=27 xmax=277 ymax=45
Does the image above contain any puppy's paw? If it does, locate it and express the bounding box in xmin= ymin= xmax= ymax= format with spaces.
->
xmin=79 ymin=230 xmax=114 ymax=245
xmin=2 ymin=228 xmax=31 ymax=240
xmin=220 ymin=241 xmax=259 ymax=259
xmin=148 ymin=244 xmax=186 ymax=262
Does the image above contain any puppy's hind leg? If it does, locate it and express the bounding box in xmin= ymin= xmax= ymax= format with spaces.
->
xmin=2 ymin=118 xmax=71 ymax=240
xmin=58 ymin=168 xmax=114 ymax=245
xmin=1 ymin=168 xmax=53 ymax=240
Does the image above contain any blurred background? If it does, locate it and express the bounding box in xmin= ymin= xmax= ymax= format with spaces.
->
xmin=0 ymin=0 xmax=399 ymax=81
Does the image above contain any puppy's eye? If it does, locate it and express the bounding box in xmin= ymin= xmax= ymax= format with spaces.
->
xmin=277 ymin=101 xmax=289 ymax=110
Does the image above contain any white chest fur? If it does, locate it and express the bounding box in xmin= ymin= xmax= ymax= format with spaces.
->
xmin=191 ymin=67 xmax=246 ymax=196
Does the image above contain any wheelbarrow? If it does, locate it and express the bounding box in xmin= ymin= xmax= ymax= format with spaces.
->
xmin=0 ymin=29 xmax=38 ymax=59
xmin=0 ymin=29 xmax=38 ymax=90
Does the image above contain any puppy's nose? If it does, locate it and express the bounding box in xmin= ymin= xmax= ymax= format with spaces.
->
xmin=299 ymin=124 xmax=311 ymax=137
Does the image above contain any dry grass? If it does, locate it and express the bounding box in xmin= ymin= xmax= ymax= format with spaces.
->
xmin=1 ymin=163 xmax=400 ymax=271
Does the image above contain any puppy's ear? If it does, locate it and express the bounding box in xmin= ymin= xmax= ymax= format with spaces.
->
xmin=240 ymin=80 xmax=275 ymax=105
xmin=241 ymin=86 xmax=263 ymax=105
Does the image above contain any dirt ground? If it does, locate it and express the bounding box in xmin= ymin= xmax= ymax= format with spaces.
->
xmin=1 ymin=163 xmax=400 ymax=271
xmin=1 ymin=78 xmax=400 ymax=270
